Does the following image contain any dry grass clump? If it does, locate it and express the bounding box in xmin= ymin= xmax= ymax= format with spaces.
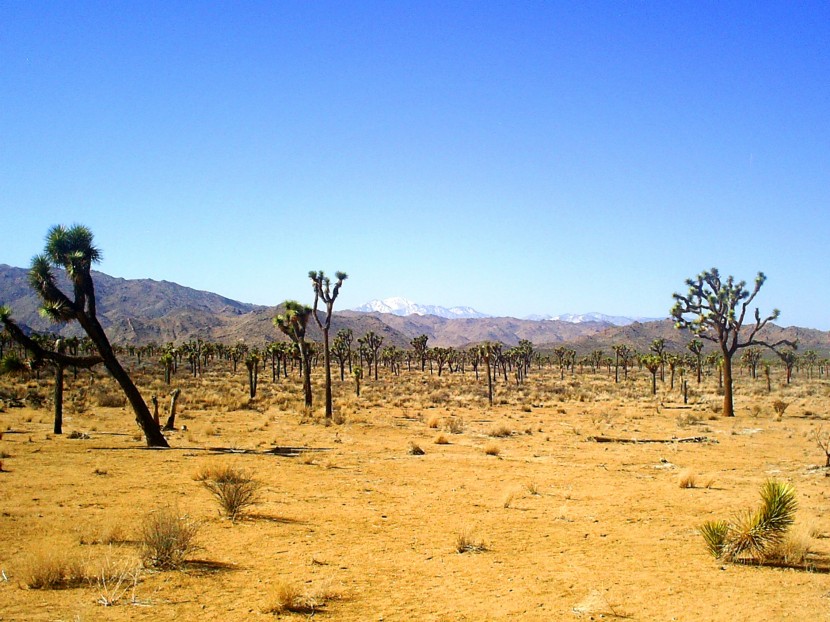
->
xmin=21 ymin=547 xmax=87 ymax=589
xmin=265 ymin=579 xmax=342 ymax=614
xmin=489 ymin=424 xmax=512 ymax=438
xmin=444 ymin=416 xmax=465 ymax=434
xmin=772 ymin=399 xmax=789 ymax=417
xmin=767 ymin=524 xmax=815 ymax=566
xmin=407 ymin=441 xmax=425 ymax=455
xmin=195 ymin=464 xmax=263 ymax=522
xmin=455 ymin=527 xmax=488 ymax=553
xmin=79 ymin=518 xmax=131 ymax=546
xmin=678 ymin=469 xmax=714 ymax=489
xmin=434 ymin=434 xmax=449 ymax=445
xmin=678 ymin=469 xmax=698 ymax=489
xmin=483 ymin=442 xmax=501 ymax=456
xmin=94 ymin=387 xmax=126 ymax=408
xmin=139 ymin=505 xmax=201 ymax=570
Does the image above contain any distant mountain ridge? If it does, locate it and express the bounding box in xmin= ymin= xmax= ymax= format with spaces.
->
xmin=1 ymin=264 xmax=828 ymax=355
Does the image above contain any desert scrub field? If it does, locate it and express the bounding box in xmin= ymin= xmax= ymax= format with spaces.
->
xmin=1 ymin=357 xmax=830 ymax=621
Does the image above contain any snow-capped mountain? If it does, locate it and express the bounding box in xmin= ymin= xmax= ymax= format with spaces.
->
xmin=524 ymin=312 xmax=662 ymax=326
xmin=351 ymin=297 xmax=491 ymax=319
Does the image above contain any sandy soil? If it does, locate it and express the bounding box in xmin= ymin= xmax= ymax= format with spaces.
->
xmin=1 ymin=365 xmax=829 ymax=621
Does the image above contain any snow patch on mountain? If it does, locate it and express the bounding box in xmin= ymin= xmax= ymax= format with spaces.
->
xmin=351 ymin=297 xmax=491 ymax=319
xmin=525 ymin=312 xmax=662 ymax=326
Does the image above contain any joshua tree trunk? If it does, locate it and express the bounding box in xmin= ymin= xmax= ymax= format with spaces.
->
xmin=721 ymin=350 xmax=734 ymax=417
xmin=164 ymin=389 xmax=181 ymax=430
xmin=81 ymin=314 xmax=168 ymax=446
xmin=53 ymin=362 xmax=64 ymax=434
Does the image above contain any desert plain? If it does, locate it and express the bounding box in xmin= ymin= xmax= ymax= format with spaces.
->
xmin=1 ymin=360 xmax=829 ymax=621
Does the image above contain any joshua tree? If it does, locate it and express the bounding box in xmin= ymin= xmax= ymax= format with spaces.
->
xmin=803 ymin=350 xmax=818 ymax=380
xmin=480 ymin=342 xmax=495 ymax=406
xmin=245 ymin=351 xmax=260 ymax=398
xmin=20 ymin=225 xmax=168 ymax=446
xmin=411 ymin=335 xmax=429 ymax=372
xmin=274 ymin=301 xmax=314 ymax=409
xmin=649 ymin=338 xmax=666 ymax=381
xmin=353 ymin=366 xmax=362 ymax=397
xmin=641 ymin=354 xmax=662 ymax=396
xmin=612 ymin=344 xmax=632 ymax=383
xmin=331 ymin=328 xmax=353 ymax=380
xmin=160 ymin=351 xmax=174 ymax=385
xmin=686 ymin=339 xmax=704 ymax=384
xmin=671 ymin=268 xmax=793 ymax=418
xmin=309 ymin=270 xmax=347 ymax=420
xmin=776 ymin=348 xmax=797 ymax=385
xmin=358 ymin=331 xmax=384 ymax=381
xmin=740 ymin=347 xmax=762 ymax=379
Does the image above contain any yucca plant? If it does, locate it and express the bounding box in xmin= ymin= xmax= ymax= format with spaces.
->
xmin=699 ymin=520 xmax=729 ymax=558
xmin=700 ymin=479 xmax=797 ymax=564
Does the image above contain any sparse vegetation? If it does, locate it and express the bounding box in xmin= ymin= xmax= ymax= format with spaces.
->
xmin=21 ymin=548 xmax=87 ymax=589
xmin=265 ymin=579 xmax=342 ymax=614
xmin=455 ymin=527 xmax=488 ymax=553
xmin=139 ymin=505 xmax=201 ymax=569
xmin=195 ymin=464 xmax=263 ymax=522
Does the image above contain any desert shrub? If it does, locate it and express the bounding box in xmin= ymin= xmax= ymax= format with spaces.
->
xmin=265 ymin=579 xmax=341 ymax=614
xmin=455 ymin=527 xmax=488 ymax=553
xmin=772 ymin=400 xmax=789 ymax=416
xmin=434 ymin=434 xmax=449 ymax=445
xmin=489 ymin=425 xmax=512 ymax=438
xmin=767 ymin=525 xmax=814 ymax=566
xmin=699 ymin=479 xmax=797 ymax=563
xmin=139 ymin=505 xmax=200 ymax=569
xmin=22 ymin=548 xmax=87 ymax=589
xmin=483 ymin=442 xmax=501 ymax=456
xmin=94 ymin=388 xmax=126 ymax=408
xmin=196 ymin=464 xmax=262 ymax=522
xmin=407 ymin=441 xmax=425 ymax=455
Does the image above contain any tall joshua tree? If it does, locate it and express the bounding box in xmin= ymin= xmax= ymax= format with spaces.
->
xmin=671 ymin=268 xmax=794 ymax=418
xmin=274 ymin=301 xmax=314 ymax=409
xmin=309 ymin=271 xmax=347 ymax=420
xmin=25 ymin=225 xmax=168 ymax=446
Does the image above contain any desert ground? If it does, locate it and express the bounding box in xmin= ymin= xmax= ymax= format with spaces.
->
xmin=1 ymin=359 xmax=829 ymax=621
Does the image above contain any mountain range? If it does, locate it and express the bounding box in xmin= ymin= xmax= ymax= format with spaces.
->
xmin=1 ymin=264 xmax=828 ymax=356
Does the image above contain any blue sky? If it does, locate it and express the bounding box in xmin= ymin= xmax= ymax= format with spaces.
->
xmin=2 ymin=1 xmax=829 ymax=328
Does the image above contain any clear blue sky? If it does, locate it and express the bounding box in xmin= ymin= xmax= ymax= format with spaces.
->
xmin=2 ymin=1 xmax=829 ymax=328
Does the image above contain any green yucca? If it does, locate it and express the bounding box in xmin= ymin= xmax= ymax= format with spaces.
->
xmin=699 ymin=520 xmax=729 ymax=558
xmin=701 ymin=480 xmax=797 ymax=563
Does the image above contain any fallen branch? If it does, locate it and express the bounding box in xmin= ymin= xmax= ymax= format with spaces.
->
xmin=207 ymin=446 xmax=331 ymax=457
xmin=588 ymin=435 xmax=712 ymax=444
